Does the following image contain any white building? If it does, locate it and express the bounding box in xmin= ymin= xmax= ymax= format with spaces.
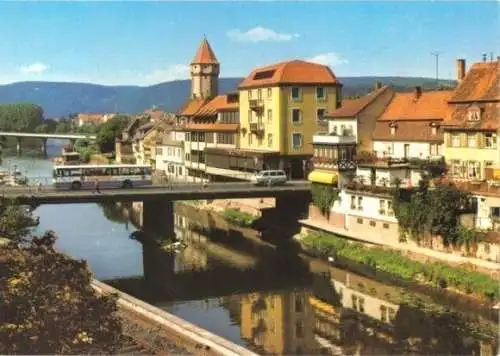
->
xmin=372 ymin=88 xmax=453 ymax=160
xmin=155 ymin=130 xmax=187 ymax=182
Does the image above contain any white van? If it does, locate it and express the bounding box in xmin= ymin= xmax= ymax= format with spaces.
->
xmin=251 ymin=170 xmax=287 ymax=186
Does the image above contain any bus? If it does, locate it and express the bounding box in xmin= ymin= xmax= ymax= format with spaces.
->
xmin=52 ymin=164 xmax=153 ymax=190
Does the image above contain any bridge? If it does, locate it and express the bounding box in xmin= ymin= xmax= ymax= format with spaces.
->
xmin=2 ymin=181 xmax=312 ymax=238
xmin=0 ymin=131 xmax=97 ymax=156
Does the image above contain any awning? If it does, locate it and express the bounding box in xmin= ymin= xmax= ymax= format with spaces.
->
xmin=308 ymin=170 xmax=338 ymax=185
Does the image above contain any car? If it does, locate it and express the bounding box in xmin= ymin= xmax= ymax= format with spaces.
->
xmin=251 ymin=170 xmax=287 ymax=186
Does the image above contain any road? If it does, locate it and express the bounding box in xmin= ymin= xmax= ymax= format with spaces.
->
xmin=0 ymin=181 xmax=311 ymax=204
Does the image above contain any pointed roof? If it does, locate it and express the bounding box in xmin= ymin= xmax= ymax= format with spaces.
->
xmin=191 ymin=38 xmax=219 ymax=65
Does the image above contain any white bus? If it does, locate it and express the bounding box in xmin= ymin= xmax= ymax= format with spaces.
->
xmin=52 ymin=164 xmax=153 ymax=190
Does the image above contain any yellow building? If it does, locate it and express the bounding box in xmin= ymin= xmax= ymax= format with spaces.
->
xmin=444 ymin=59 xmax=500 ymax=180
xmin=235 ymin=61 xmax=342 ymax=179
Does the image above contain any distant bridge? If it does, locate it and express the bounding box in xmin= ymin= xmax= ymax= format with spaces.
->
xmin=0 ymin=131 xmax=96 ymax=140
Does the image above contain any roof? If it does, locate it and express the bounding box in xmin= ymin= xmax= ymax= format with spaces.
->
xmin=77 ymin=113 xmax=103 ymax=124
xmin=191 ymin=38 xmax=219 ymax=65
xmin=143 ymin=108 xmax=166 ymax=121
xmin=178 ymin=99 xmax=210 ymax=116
xmin=327 ymin=86 xmax=391 ymax=118
xmin=195 ymin=95 xmax=239 ymax=117
xmin=238 ymin=60 xmax=339 ymax=89
xmin=183 ymin=123 xmax=239 ymax=132
xmin=373 ymin=120 xmax=444 ymax=143
xmin=449 ymin=60 xmax=499 ymax=103
xmin=445 ymin=102 xmax=500 ymax=130
xmin=379 ymin=90 xmax=453 ymax=121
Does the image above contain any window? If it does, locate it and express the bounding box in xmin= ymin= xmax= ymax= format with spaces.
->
xmin=357 ymin=196 xmax=363 ymax=211
xmin=451 ymin=134 xmax=461 ymax=147
xmin=295 ymin=296 xmax=304 ymax=312
xmin=248 ymin=133 xmax=252 ymax=146
xmin=185 ymin=152 xmax=190 ymax=161
xmin=380 ymin=305 xmax=388 ymax=322
xmin=387 ymin=200 xmax=393 ymax=216
xmin=467 ymin=133 xmax=476 ymax=148
xmin=485 ymin=133 xmax=497 ymax=148
xmin=267 ymin=88 xmax=272 ymax=99
xmin=357 ymin=218 xmax=363 ymax=224
xmin=369 ymin=221 xmax=376 ymax=227
xmin=248 ymin=90 xmax=252 ymax=99
xmin=267 ymin=133 xmax=273 ymax=147
xmin=295 ymin=321 xmax=305 ymax=338
xmin=351 ymin=196 xmax=356 ymax=210
xmin=316 ymin=87 xmax=325 ymax=100
xmin=267 ymin=109 xmax=272 ymax=124
xmin=157 ymin=147 xmax=163 ymax=155
xmin=292 ymin=109 xmax=302 ymax=124
xmin=291 ymin=87 xmax=301 ymax=100
xmin=292 ymin=133 xmax=302 ymax=149
xmin=248 ymin=110 xmax=252 ymax=122
xmin=430 ymin=143 xmax=439 ymax=156
xmin=317 ymin=108 xmax=327 ymax=122
xmin=383 ymin=223 xmax=390 ymax=229
xmin=257 ymin=89 xmax=262 ymax=100
xmin=390 ymin=126 xmax=396 ymax=136
xmin=379 ymin=199 xmax=386 ymax=215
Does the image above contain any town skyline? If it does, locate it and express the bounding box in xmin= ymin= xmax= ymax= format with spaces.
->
xmin=0 ymin=1 xmax=497 ymax=86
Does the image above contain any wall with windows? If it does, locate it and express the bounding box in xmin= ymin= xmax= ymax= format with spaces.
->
xmin=238 ymin=85 xmax=339 ymax=156
xmin=155 ymin=144 xmax=187 ymax=181
xmin=443 ymin=130 xmax=499 ymax=180
xmin=327 ymin=118 xmax=357 ymax=137
xmin=356 ymin=166 xmax=411 ymax=187
xmin=373 ymin=141 xmax=442 ymax=160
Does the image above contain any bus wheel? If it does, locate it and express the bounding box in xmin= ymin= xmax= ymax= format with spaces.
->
xmin=122 ymin=180 xmax=132 ymax=189
xmin=71 ymin=181 xmax=82 ymax=190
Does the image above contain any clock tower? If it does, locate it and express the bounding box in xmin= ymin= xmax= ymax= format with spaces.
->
xmin=190 ymin=37 xmax=220 ymax=100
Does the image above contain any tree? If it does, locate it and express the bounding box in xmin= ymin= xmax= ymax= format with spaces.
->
xmin=54 ymin=119 xmax=72 ymax=134
xmin=34 ymin=124 xmax=49 ymax=134
xmin=0 ymin=103 xmax=44 ymax=132
xmin=44 ymin=119 xmax=58 ymax=133
xmin=0 ymin=202 xmax=39 ymax=241
xmin=0 ymin=232 xmax=122 ymax=354
xmin=96 ymin=115 xmax=131 ymax=153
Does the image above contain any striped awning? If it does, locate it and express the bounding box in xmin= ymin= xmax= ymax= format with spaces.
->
xmin=308 ymin=170 xmax=338 ymax=185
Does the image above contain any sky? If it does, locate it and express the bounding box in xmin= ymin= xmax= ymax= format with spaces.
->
xmin=0 ymin=1 xmax=498 ymax=86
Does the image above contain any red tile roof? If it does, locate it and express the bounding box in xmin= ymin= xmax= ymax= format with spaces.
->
xmin=373 ymin=120 xmax=444 ymax=142
xmin=379 ymin=90 xmax=453 ymax=121
xmin=445 ymin=102 xmax=500 ymax=130
xmin=178 ymin=99 xmax=209 ymax=116
xmin=191 ymin=38 xmax=219 ymax=65
xmin=449 ymin=60 xmax=499 ymax=103
xmin=238 ymin=60 xmax=339 ymax=89
xmin=195 ymin=95 xmax=239 ymax=117
xmin=328 ymin=86 xmax=392 ymax=118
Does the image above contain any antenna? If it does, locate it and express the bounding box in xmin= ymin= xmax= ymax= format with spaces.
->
xmin=431 ymin=52 xmax=440 ymax=87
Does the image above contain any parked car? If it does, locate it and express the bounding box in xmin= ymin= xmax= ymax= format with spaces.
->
xmin=251 ymin=170 xmax=287 ymax=186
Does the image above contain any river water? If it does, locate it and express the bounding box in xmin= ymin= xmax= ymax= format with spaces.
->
xmin=2 ymin=145 xmax=498 ymax=356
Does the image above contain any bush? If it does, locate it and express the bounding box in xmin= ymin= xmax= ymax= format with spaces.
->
xmin=222 ymin=208 xmax=256 ymax=227
xmin=0 ymin=232 xmax=122 ymax=354
xmin=301 ymin=231 xmax=500 ymax=301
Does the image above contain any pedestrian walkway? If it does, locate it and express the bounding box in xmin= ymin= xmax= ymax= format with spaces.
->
xmin=299 ymin=218 xmax=500 ymax=272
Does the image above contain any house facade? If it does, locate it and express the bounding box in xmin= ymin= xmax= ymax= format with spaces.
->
xmin=373 ymin=87 xmax=453 ymax=160
xmin=155 ymin=129 xmax=187 ymax=181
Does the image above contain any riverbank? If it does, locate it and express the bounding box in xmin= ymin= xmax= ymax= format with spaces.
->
xmin=297 ymin=230 xmax=500 ymax=303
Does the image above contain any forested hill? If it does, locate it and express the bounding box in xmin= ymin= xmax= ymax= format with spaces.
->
xmin=0 ymin=77 xmax=456 ymax=118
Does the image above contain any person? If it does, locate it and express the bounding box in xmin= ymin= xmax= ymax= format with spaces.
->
xmin=94 ymin=179 xmax=100 ymax=194
xmin=37 ymin=180 xmax=43 ymax=193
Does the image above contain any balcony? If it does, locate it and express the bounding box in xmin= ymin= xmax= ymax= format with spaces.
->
xmin=249 ymin=99 xmax=264 ymax=112
xmin=249 ymin=122 xmax=265 ymax=136
xmin=313 ymin=132 xmax=356 ymax=145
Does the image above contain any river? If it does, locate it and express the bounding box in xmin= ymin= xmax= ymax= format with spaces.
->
xmin=2 ymin=146 xmax=499 ymax=356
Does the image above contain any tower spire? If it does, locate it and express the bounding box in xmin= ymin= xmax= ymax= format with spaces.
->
xmin=191 ymin=37 xmax=219 ymax=65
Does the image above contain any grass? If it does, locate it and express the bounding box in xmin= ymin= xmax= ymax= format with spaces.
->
xmin=222 ymin=208 xmax=257 ymax=227
xmin=301 ymin=231 xmax=500 ymax=301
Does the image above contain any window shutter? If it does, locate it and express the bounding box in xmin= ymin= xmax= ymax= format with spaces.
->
xmin=444 ymin=133 xmax=451 ymax=147
xmin=460 ymin=133 xmax=467 ymax=147
xmin=477 ymin=133 xmax=484 ymax=148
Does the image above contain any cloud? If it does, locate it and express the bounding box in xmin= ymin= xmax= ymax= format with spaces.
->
xmin=227 ymin=27 xmax=299 ymax=43
xmin=19 ymin=63 xmax=49 ymax=74
xmin=307 ymin=52 xmax=348 ymax=67
xmin=141 ymin=64 xmax=190 ymax=85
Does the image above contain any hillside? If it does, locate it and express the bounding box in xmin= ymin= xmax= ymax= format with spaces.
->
xmin=0 ymin=77 xmax=456 ymax=118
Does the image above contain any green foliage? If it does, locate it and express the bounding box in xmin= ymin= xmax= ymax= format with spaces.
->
xmin=394 ymin=183 xmax=471 ymax=246
xmin=311 ymin=183 xmax=339 ymax=215
xmin=0 ymin=232 xmax=122 ymax=354
xmin=0 ymin=202 xmax=39 ymax=241
xmin=301 ymin=232 xmax=500 ymax=301
xmin=54 ymin=118 xmax=73 ymax=133
xmin=0 ymin=103 xmax=44 ymax=132
xmin=222 ymin=208 xmax=257 ymax=227
xmin=96 ymin=115 xmax=131 ymax=153
xmin=34 ymin=124 xmax=49 ymax=133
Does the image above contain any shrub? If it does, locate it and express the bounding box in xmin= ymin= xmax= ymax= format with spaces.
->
xmin=222 ymin=208 xmax=256 ymax=227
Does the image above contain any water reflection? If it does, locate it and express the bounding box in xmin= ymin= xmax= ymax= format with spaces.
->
xmin=106 ymin=203 xmax=498 ymax=356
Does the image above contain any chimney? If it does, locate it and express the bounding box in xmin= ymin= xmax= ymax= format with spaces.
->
xmin=374 ymin=81 xmax=382 ymax=91
xmin=414 ymin=86 xmax=422 ymax=99
xmin=457 ymin=58 xmax=466 ymax=82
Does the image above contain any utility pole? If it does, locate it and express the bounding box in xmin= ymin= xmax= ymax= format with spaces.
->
xmin=431 ymin=52 xmax=440 ymax=87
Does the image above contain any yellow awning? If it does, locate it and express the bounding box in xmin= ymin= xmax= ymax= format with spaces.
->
xmin=493 ymin=168 xmax=500 ymax=180
xmin=308 ymin=170 xmax=338 ymax=185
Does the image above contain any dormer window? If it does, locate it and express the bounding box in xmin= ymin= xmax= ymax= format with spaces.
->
xmin=389 ymin=121 xmax=398 ymax=136
xmin=430 ymin=122 xmax=440 ymax=135
xmin=468 ymin=105 xmax=482 ymax=122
